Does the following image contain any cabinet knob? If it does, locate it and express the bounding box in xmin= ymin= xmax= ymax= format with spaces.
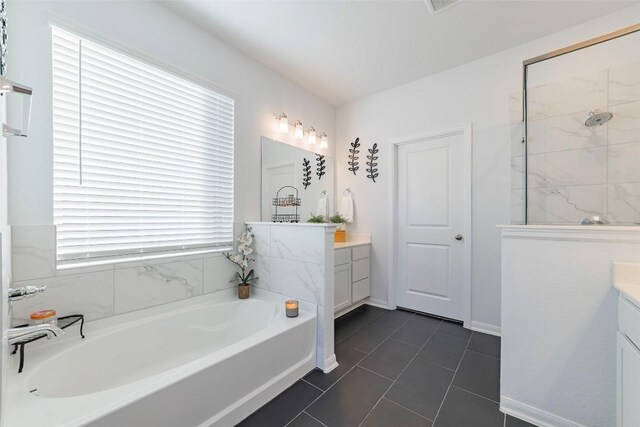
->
xmin=455 ymin=234 xmax=463 ymax=241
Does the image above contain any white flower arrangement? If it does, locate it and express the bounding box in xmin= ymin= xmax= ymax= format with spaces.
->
xmin=224 ymin=226 xmax=257 ymax=285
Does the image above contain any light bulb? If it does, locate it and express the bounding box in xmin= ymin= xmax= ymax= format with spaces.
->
xmin=294 ymin=121 xmax=303 ymax=139
xmin=320 ymin=133 xmax=328 ymax=149
xmin=307 ymin=127 xmax=316 ymax=144
xmin=278 ymin=113 xmax=288 ymax=133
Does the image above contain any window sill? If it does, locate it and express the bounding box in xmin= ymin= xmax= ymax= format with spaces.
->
xmin=56 ymin=247 xmax=232 ymax=271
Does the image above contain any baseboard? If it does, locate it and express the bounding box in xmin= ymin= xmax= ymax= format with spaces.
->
xmin=500 ymin=396 xmax=586 ymax=427
xmin=322 ymin=354 xmax=338 ymax=373
xmin=365 ymin=298 xmax=390 ymax=309
xmin=470 ymin=320 xmax=501 ymax=337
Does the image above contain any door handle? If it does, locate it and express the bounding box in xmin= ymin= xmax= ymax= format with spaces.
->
xmin=455 ymin=234 xmax=463 ymax=241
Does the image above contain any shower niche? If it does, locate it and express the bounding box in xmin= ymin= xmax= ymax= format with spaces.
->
xmin=512 ymin=25 xmax=640 ymax=225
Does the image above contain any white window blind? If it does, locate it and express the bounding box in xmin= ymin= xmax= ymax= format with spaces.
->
xmin=52 ymin=27 xmax=234 ymax=265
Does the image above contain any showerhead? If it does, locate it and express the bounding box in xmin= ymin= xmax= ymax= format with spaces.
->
xmin=585 ymin=110 xmax=613 ymax=127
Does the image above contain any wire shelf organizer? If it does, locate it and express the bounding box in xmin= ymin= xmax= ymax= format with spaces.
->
xmin=272 ymin=185 xmax=301 ymax=223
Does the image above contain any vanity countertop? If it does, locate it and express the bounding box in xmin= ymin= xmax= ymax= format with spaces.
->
xmin=613 ymin=262 xmax=640 ymax=309
xmin=334 ymin=233 xmax=371 ymax=249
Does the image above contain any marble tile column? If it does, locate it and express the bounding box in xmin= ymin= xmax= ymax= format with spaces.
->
xmin=247 ymin=222 xmax=338 ymax=373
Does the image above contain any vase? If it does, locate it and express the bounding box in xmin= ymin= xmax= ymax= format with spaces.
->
xmin=238 ymin=283 xmax=250 ymax=299
xmin=335 ymin=229 xmax=346 ymax=243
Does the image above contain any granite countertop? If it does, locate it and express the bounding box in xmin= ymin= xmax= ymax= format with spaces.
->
xmin=613 ymin=262 xmax=640 ymax=309
xmin=334 ymin=233 xmax=371 ymax=249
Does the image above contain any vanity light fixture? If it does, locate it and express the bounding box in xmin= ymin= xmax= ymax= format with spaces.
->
xmin=294 ymin=121 xmax=303 ymax=139
xmin=278 ymin=113 xmax=289 ymax=133
xmin=320 ymin=132 xmax=328 ymax=149
xmin=307 ymin=127 xmax=317 ymax=145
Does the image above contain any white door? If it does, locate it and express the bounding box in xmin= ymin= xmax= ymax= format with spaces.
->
xmin=395 ymin=128 xmax=470 ymax=321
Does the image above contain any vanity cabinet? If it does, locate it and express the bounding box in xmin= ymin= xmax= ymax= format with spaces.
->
xmin=617 ymin=297 xmax=640 ymax=427
xmin=334 ymin=244 xmax=371 ymax=315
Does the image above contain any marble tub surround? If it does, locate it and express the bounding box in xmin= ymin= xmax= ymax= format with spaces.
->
xmin=510 ymin=60 xmax=640 ymax=225
xmin=8 ymin=224 xmax=239 ymax=323
xmin=245 ymin=222 xmax=338 ymax=372
xmin=333 ymin=232 xmax=371 ymax=249
xmin=613 ymin=262 xmax=640 ymax=308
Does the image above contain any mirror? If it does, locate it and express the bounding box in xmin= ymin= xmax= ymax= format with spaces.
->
xmin=261 ymin=137 xmax=335 ymax=222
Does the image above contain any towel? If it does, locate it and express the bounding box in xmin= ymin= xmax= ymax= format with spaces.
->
xmin=316 ymin=194 xmax=329 ymax=217
xmin=340 ymin=192 xmax=354 ymax=223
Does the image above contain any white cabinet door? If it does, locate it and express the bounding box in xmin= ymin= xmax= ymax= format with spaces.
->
xmin=617 ymin=332 xmax=640 ymax=427
xmin=334 ymin=264 xmax=351 ymax=312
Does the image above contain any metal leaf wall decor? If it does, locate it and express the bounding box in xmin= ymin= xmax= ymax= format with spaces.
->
xmin=316 ymin=154 xmax=326 ymax=180
xmin=1 ymin=0 xmax=7 ymax=76
xmin=366 ymin=143 xmax=379 ymax=183
xmin=347 ymin=137 xmax=360 ymax=175
xmin=302 ymin=158 xmax=312 ymax=189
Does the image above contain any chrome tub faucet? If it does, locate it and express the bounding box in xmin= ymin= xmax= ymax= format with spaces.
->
xmin=6 ymin=285 xmax=65 ymax=345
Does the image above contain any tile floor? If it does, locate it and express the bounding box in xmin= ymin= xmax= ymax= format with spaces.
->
xmin=237 ymin=305 xmax=536 ymax=427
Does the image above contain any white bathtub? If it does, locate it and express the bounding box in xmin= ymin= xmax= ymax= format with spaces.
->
xmin=4 ymin=288 xmax=317 ymax=427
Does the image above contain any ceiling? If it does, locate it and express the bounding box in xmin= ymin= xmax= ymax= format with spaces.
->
xmin=162 ymin=0 xmax=638 ymax=105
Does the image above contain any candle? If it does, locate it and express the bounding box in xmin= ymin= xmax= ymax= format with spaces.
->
xmin=285 ymin=300 xmax=299 ymax=318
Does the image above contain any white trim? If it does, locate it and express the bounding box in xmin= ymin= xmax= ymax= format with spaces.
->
xmin=470 ymin=321 xmax=501 ymax=337
xmin=322 ymin=354 xmax=338 ymax=374
xmin=500 ymin=396 xmax=586 ymax=427
xmin=365 ymin=298 xmax=389 ymax=309
xmin=388 ymin=124 xmax=473 ymax=324
xmin=500 ymin=225 xmax=640 ymax=243
xmin=334 ymin=300 xmax=366 ymax=319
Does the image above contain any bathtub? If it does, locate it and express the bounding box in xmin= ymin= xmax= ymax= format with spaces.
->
xmin=4 ymin=288 xmax=317 ymax=427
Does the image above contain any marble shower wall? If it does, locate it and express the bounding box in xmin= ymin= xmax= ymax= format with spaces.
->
xmin=8 ymin=224 xmax=240 ymax=323
xmin=510 ymin=60 xmax=640 ymax=225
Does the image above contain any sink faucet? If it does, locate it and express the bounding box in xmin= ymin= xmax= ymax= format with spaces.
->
xmin=6 ymin=285 xmax=65 ymax=345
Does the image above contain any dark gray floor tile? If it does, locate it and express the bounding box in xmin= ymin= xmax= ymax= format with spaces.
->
xmin=392 ymin=314 xmax=441 ymax=347
xmin=358 ymin=304 xmax=388 ymax=319
xmin=505 ymin=415 xmax=538 ymax=427
xmin=335 ymin=306 xmax=387 ymax=343
xmin=237 ymin=380 xmax=322 ymax=427
xmin=385 ymin=358 xmax=454 ymax=420
xmin=416 ymin=332 xmax=468 ymax=370
xmin=436 ymin=320 xmax=472 ymax=340
xmin=335 ymin=312 xmax=371 ymax=343
xmin=307 ymin=366 xmax=392 ymax=427
xmin=372 ymin=309 xmax=414 ymax=329
xmin=304 ymin=343 xmax=367 ymax=390
xmin=468 ymin=332 xmax=501 ymax=358
xmin=359 ymin=338 xmax=420 ymax=379
xmin=341 ymin=322 xmax=397 ymax=353
xmin=361 ymin=398 xmax=433 ymax=427
xmin=434 ymin=387 xmax=503 ymax=427
xmin=452 ymin=351 xmax=500 ymax=402
xmin=288 ymin=412 xmax=325 ymax=427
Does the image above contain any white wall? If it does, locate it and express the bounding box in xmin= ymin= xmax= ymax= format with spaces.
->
xmin=500 ymin=225 xmax=640 ymax=426
xmin=6 ymin=0 xmax=335 ymax=226
xmin=3 ymin=0 xmax=335 ymax=321
xmin=335 ymin=5 xmax=640 ymax=329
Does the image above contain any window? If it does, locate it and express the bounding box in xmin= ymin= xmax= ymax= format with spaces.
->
xmin=52 ymin=27 xmax=234 ymax=266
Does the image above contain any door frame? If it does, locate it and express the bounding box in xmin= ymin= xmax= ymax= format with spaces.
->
xmin=387 ymin=123 xmax=473 ymax=327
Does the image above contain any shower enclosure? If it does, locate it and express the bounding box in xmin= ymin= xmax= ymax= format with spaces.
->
xmin=512 ymin=24 xmax=640 ymax=225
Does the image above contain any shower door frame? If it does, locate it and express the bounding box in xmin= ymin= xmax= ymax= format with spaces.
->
xmin=521 ymin=23 xmax=640 ymax=224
